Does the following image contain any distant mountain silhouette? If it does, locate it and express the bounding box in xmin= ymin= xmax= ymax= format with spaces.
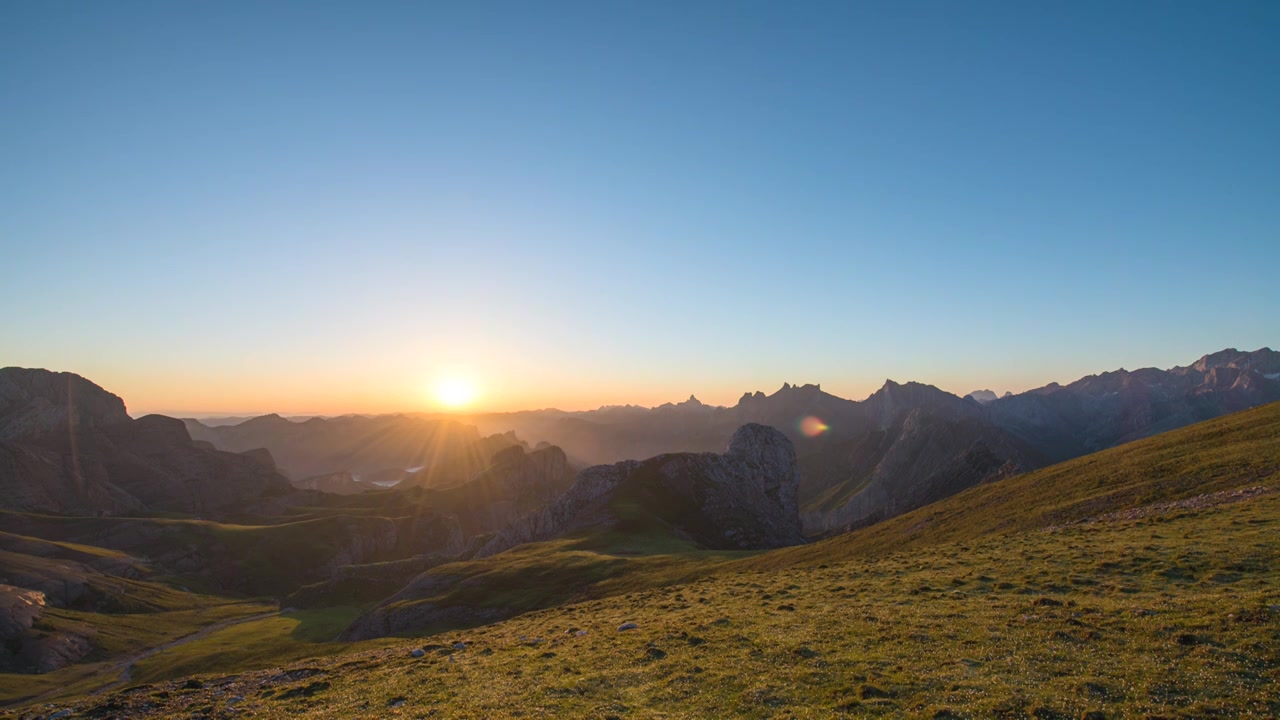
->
xmin=965 ymin=389 xmax=1000 ymax=404
xmin=185 ymin=414 xmax=527 ymax=489
xmin=987 ymin=347 xmax=1280 ymax=462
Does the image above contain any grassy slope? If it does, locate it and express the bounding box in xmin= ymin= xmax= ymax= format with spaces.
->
xmin=0 ymin=599 xmax=273 ymax=707
xmin=7 ymin=403 xmax=1280 ymax=717
xmin=0 ymin=514 xmax=397 ymax=705
xmin=126 ymin=607 xmax=397 ymax=685
xmin=0 ymin=511 xmax=403 ymax=597
xmin=748 ymin=400 xmax=1280 ymax=570
xmin=359 ymin=465 xmax=764 ymax=633
xmin=25 ymin=476 xmax=1279 ymax=718
xmin=0 ymin=516 xmax=288 ymax=706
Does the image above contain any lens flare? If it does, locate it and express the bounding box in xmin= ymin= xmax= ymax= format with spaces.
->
xmin=800 ymin=415 xmax=829 ymax=437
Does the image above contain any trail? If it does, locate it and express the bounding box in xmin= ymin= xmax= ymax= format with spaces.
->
xmin=5 ymin=610 xmax=279 ymax=711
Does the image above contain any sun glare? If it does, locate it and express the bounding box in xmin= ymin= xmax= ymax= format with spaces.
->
xmin=434 ymin=377 xmax=478 ymax=409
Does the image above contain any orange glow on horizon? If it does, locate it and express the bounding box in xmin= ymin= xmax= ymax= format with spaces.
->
xmin=79 ymin=364 xmax=1049 ymax=419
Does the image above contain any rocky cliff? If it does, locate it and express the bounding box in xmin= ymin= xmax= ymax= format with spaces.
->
xmin=0 ymin=368 xmax=292 ymax=516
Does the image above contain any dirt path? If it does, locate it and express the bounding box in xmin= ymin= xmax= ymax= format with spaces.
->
xmin=5 ymin=610 xmax=279 ymax=711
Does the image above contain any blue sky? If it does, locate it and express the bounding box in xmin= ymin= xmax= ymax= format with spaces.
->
xmin=2 ymin=0 xmax=1277 ymax=414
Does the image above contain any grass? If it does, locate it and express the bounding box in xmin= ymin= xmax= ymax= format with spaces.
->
xmin=22 ymin=482 xmax=1279 ymax=718
xmin=372 ymin=535 xmax=743 ymax=634
xmin=127 ymin=607 xmax=395 ymax=685
xmin=0 ymin=511 xmax=420 ymax=597
xmin=0 ymin=530 xmax=137 ymax=561
xmin=0 ymin=600 xmax=273 ymax=707
xmin=0 ymin=548 xmax=207 ymax=613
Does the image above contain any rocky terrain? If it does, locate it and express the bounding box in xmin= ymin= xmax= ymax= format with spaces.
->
xmin=799 ymin=405 xmax=1029 ymax=534
xmin=0 ymin=368 xmax=292 ymax=516
xmin=0 ymin=584 xmax=92 ymax=674
xmin=479 ymin=423 xmax=802 ymax=557
xmin=338 ymin=423 xmax=803 ymax=641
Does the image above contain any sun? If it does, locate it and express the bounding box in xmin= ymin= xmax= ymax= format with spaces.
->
xmin=433 ymin=377 xmax=478 ymax=409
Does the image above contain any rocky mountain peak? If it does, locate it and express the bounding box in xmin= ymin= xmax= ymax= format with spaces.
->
xmin=1188 ymin=347 xmax=1280 ymax=374
xmin=726 ymin=423 xmax=800 ymax=521
xmin=0 ymin=367 xmax=130 ymax=441
xmin=490 ymin=444 xmax=528 ymax=466
xmin=966 ymin=389 xmax=999 ymax=404
xmin=728 ymin=423 xmax=796 ymax=475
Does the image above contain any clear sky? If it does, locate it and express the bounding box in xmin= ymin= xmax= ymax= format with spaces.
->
xmin=2 ymin=1 xmax=1277 ymax=415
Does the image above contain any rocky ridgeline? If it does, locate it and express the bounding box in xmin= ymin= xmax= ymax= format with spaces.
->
xmin=0 ymin=367 xmax=292 ymax=516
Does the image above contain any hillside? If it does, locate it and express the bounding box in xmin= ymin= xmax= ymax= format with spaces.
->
xmin=11 ymin=402 xmax=1279 ymax=717
xmin=748 ymin=398 xmax=1280 ymax=570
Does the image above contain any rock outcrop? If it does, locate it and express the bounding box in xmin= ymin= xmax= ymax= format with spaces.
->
xmin=479 ymin=422 xmax=803 ymax=557
xmin=0 ymin=584 xmax=93 ymax=673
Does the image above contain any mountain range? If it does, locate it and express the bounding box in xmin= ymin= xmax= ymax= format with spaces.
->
xmin=185 ymin=346 xmax=1280 ymax=534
